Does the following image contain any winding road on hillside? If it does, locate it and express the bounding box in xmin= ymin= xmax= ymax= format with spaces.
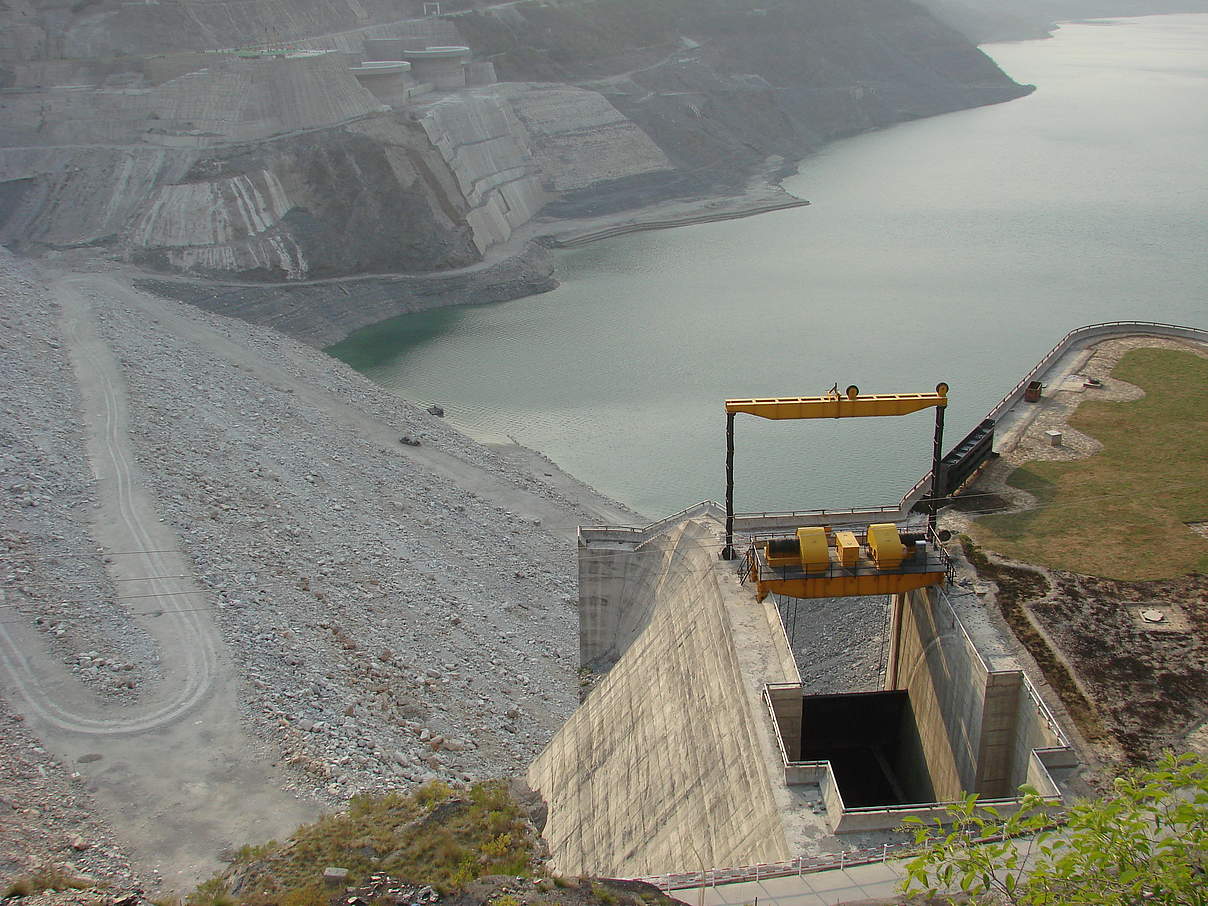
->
xmin=0 ymin=277 xmax=221 ymax=734
xmin=0 ymin=269 xmax=637 ymax=890
xmin=0 ymin=274 xmax=317 ymax=892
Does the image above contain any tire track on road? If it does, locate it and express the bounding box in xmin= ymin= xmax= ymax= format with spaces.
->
xmin=0 ymin=276 xmax=221 ymax=735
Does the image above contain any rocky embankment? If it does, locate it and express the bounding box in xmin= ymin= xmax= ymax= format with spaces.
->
xmin=1 ymin=0 xmax=1036 ymax=338
xmin=0 ymin=704 xmax=141 ymax=887
xmin=0 ymin=247 xmax=639 ymax=881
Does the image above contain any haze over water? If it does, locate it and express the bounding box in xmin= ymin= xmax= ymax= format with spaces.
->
xmin=334 ymin=16 xmax=1208 ymax=518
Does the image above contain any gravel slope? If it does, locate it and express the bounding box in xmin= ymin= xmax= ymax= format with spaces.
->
xmin=0 ymin=249 xmax=635 ymax=884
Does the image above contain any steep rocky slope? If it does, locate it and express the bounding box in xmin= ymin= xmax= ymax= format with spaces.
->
xmin=919 ymin=0 xmax=1208 ymax=42
xmin=0 ymin=248 xmax=624 ymax=796
xmin=0 ymin=247 xmax=643 ymax=883
xmin=456 ymin=0 xmax=1032 ymax=204
xmin=0 ymin=0 xmax=1035 ymax=295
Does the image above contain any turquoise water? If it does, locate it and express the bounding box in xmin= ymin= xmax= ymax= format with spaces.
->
xmin=331 ymin=16 xmax=1208 ymax=518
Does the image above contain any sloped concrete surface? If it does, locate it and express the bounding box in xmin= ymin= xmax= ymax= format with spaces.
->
xmin=529 ymin=520 xmax=793 ymax=877
xmin=497 ymin=83 xmax=674 ymax=192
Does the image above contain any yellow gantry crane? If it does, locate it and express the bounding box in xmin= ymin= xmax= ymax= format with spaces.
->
xmin=722 ymin=383 xmax=951 ymax=601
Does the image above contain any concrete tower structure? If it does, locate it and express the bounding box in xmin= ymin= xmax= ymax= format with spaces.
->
xmin=349 ymin=59 xmax=415 ymax=105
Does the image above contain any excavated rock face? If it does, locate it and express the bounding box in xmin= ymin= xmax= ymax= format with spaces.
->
xmin=0 ymin=0 xmax=1036 ymax=283
xmin=0 ymin=112 xmax=484 ymax=281
xmin=128 ymin=122 xmax=481 ymax=280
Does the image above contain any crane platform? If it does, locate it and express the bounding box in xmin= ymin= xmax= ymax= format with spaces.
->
xmin=742 ymin=523 xmax=951 ymax=601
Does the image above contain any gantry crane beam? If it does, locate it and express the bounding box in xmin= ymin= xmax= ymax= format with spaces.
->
xmin=723 ymin=383 xmax=950 ymax=558
xmin=725 ymin=390 xmax=946 ymax=420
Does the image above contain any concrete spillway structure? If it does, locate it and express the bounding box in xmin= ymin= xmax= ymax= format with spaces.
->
xmin=528 ymin=506 xmax=1075 ymax=878
xmin=349 ymin=60 xmax=417 ymax=106
xmin=529 ymin=518 xmax=798 ymax=877
xmin=404 ymin=46 xmax=470 ymax=91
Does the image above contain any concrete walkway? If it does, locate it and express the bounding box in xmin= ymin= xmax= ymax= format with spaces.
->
xmin=668 ymin=858 xmax=909 ymax=906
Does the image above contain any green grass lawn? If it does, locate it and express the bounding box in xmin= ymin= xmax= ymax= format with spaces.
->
xmin=971 ymin=347 xmax=1208 ymax=580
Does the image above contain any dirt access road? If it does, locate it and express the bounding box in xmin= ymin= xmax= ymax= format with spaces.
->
xmin=0 ymin=269 xmax=638 ymax=891
xmin=0 ymin=275 xmax=317 ymax=892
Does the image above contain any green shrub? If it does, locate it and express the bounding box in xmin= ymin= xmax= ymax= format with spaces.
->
xmin=185 ymin=878 xmax=235 ymax=906
xmin=195 ymin=780 xmax=538 ymax=906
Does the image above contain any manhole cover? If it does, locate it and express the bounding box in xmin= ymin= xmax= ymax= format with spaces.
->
xmin=1129 ymin=603 xmax=1187 ymax=632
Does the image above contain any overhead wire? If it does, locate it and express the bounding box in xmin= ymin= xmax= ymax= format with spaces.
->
xmin=0 ymin=574 xmax=190 ymax=589
xmin=0 ymin=471 xmax=1199 ymax=624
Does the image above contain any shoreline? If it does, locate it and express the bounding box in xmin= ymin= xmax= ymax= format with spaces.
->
xmin=546 ymin=197 xmax=810 ymax=249
xmin=422 ymin=409 xmax=647 ymax=525
xmin=484 ymin=440 xmax=649 ymax=527
xmin=106 ymin=161 xmax=809 ymax=348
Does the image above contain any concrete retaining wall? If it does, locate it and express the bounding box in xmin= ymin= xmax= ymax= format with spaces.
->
xmin=578 ymin=532 xmax=680 ymax=673
xmin=887 ymin=586 xmax=1068 ymax=802
xmin=1011 ymin=679 xmax=1068 ymax=792
xmin=496 ymin=83 xmax=673 ymax=193
xmin=762 ymin=586 xmax=1069 ymax=833
xmin=529 ymin=520 xmax=790 ymax=878
xmin=890 ymin=586 xmax=990 ymax=799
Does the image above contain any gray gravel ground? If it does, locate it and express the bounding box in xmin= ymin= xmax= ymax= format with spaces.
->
xmin=0 ymin=702 xmax=140 ymax=886
xmin=776 ymin=594 xmax=891 ymax=694
xmin=0 ymin=248 xmax=634 ymax=880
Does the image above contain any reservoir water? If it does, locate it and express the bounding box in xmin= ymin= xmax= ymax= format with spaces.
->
xmin=331 ymin=16 xmax=1208 ymax=519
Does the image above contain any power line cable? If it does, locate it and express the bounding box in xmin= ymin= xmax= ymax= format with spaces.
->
xmin=0 ymin=574 xmax=190 ymax=589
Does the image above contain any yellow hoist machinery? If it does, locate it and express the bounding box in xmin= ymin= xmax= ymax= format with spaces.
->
xmin=746 ymin=521 xmax=949 ymax=601
xmin=723 ymin=383 xmax=952 ymax=601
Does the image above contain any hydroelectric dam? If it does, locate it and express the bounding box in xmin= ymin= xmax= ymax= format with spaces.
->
xmin=524 ymin=322 xmax=1208 ymax=883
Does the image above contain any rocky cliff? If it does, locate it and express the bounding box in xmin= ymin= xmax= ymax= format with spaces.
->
xmin=456 ymin=0 xmax=1032 ymax=204
xmin=1 ymin=0 xmax=1035 ymax=301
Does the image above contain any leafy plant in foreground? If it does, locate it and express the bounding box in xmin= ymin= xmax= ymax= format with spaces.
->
xmin=900 ymin=751 xmax=1208 ymax=905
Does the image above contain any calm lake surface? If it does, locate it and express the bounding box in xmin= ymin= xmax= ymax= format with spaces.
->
xmin=332 ymin=16 xmax=1208 ymax=518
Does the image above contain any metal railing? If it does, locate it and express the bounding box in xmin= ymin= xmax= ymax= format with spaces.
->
xmin=579 ymin=322 xmax=1206 ymax=548
xmin=579 ymin=501 xmax=726 ymax=545
xmin=746 ymin=523 xmax=953 ymax=586
xmin=984 ymin=321 xmax=1207 ymax=424
xmin=636 ymin=842 xmax=915 ymax=891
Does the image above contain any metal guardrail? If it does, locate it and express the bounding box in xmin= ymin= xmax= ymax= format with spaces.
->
xmin=884 ymin=321 xmax=1205 ymax=512
xmin=636 ymin=842 xmax=916 ymax=891
xmin=1019 ymin=672 xmax=1072 ymax=750
xmin=579 ymin=500 xmax=726 ymax=545
xmin=984 ymin=321 xmax=1207 ymax=424
xmin=580 ymin=322 xmax=1207 ymax=547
